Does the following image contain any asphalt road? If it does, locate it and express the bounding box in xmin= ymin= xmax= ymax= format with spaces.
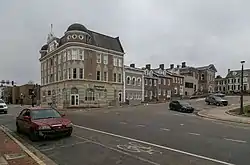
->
xmin=1 ymin=96 xmax=250 ymax=165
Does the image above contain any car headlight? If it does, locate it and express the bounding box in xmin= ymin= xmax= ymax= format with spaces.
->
xmin=66 ymin=123 xmax=73 ymax=127
xmin=3 ymin=105 xmax=7 ymax=108
xmin=38 ymin=125 xmax=51 ymax=130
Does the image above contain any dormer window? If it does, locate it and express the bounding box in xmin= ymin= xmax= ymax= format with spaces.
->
xmin=79 ymin=35 xmax=84 ymax=40
xmin=67 ymin=35 xmax=71 ymax=40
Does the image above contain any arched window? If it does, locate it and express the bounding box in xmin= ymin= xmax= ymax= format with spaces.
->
xmin=137 ymin=78 xmax=141 ymax=86
xmin=132 ymin=77 xmax=136 ymax=85
xmin=126 ymin=76 xmax=131 ymax=85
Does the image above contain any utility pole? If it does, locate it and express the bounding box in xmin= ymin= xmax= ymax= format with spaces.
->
xmin=240 ymin=60 xmax=245 ymax=115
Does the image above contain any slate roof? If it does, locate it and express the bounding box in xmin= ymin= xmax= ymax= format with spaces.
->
xmin=226 ymin=69 xmax=250 ymax=78
xmin=89 ymin=30 xmax=124 ymax=53
xmin=196 ymin=64 xmax=217 ymax=72
xmin=40 ymin=23 xmax=124 ymax=54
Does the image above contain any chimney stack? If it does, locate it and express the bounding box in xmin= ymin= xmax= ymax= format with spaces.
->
xmin=159 ymin=64 xmax=164 ymax=70
xmin=146 ymin=64 xmax=151 ymax=70
xmin=130 ymin=64 xmax=135 ymax=68
xmin=181 ymin=62 xmax=186 ymax=68
xmin=228 ymin=69 xmax=230 ymax=73
xmin=170 ymin=64 xmax=174 ymax=69
xmin=177 ymin=65 xmax=180 ymax=69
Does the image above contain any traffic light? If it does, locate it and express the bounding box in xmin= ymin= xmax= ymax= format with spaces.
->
xmin=11 ymin=81 xmax=14 ymax=86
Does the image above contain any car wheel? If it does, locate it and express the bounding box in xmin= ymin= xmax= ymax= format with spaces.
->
xmin=206 ymin=102 xmax=210 ymax=105
xmin=66 ymin=130 xmax=72 ymax=137
xmin=29 ymin=129 xmax=39 ymax=142
xmin=216 ymin=102 xmax=221 ymax=106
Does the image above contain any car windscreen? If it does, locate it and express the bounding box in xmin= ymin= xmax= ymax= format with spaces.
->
xmin=214 ymin=96 xmax=223 ymax=101
xmin=179 ymin=102 xmax=190 ymax=106
xmin=0 ymin=100 xmax=5 ymax=103
xmin=31 ymin=109 xmax=61 ymax=120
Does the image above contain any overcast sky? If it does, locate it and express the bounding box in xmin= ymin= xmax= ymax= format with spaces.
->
xmin=0 ymin=0 xmax=250 ymax=84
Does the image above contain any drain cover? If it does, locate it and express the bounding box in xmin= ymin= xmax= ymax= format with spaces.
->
xmin=4 ymin=153 xmax=26 ymax=160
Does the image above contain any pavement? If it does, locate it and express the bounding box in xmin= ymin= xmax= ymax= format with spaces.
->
xmin=1 ymin=96 xmax=250 ymax=165
xmin=198 ymin=100 xmax=250 ymax=124
xmin=0 ymin=126 xmax=40 ymax=165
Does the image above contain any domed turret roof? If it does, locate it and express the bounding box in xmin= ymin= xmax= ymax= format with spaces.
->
xmin=66 ymin=23 xmax=88 ymax=32
xmin=41 ymin=44 xmax=48 ymax=50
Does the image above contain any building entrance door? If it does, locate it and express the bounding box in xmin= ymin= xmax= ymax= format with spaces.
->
xmin=70 ymin=94 xmax=79 ymax=106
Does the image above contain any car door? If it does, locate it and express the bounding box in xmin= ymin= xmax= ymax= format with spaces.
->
xmin=17 ymin=109 xmax=27 ymax=131
xmin=171 ymin=101 xmax=179 ymax=110
xmin=21 ymin=110 xmax=31 ymax=133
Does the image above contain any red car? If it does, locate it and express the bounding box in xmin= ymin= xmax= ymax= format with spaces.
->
xmin=16 ymin=107 xmax=73 ymax=141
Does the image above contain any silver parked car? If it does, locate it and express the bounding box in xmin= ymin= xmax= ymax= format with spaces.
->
xmin=0 ymin=99 xmax=8 ymax=114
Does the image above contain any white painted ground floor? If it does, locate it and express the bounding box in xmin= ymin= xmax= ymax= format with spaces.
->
xmin=40 ymin=80 xmax=123 ymax=109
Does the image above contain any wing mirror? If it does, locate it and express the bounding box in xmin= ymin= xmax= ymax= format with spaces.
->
xmin=23 ymin=116 xmax=31 ymax=120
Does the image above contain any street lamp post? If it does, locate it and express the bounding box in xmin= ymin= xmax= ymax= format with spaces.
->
xmin=240 ymin=60 xmax=245 ymax=115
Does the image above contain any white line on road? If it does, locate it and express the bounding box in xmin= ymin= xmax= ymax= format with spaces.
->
xmin=137 ymin=124 xmax=145 ymax=127
xmin=73 ymin=134 xmax=160 ymax=165
xmin=188 ymin=132 xmax=200 ymax=136
xmin=160 ymin=128 xmax=170 ymax=131
xmin=180 ymin=124 xmax=184 ymax=126
xmin=173 ymin=113 xmax=182 ymax=116
xmin=224 ymin=138 xmax=247 ymax=144
xmin=73 ymin=124 xmax=235 ymax=165
xmin=120 ymin=122 xmax=127 ymax=125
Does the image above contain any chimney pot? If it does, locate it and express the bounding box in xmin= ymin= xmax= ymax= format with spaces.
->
xmin=159 ymin=64 xmax=164 ymax=70
xmin=177 ymin=65 xmax=180 ymax=69
xmin=170 ymin=64 xmax=174 ymax=69
xmin=146 ymin=64 xmax=151 ymax=70
xmin=181 ymin=62 xmax=186 ymax=68
xmin=228 ymin=69 xmax=230 ymax=73
xmin=130 ymin=64 xmax=135 ymax=68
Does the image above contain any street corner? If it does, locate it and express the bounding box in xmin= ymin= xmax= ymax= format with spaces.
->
xmin=0 ymin=125 xmax=56 ymax=165
xmin=0 ymin=126 xmax=41 ymax=165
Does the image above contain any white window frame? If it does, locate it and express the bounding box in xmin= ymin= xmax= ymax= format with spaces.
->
xmin=97 ymin=54 xmax=101 ymax=63
xmin=72 ymin=49 xmax=77 ymax=60
xmin=103 ymin=55 xmax=108 ymax=65
xmin=163 ymin=78 xmax=166 ymax=85
xmin=132 ymin=77 xmax=136 ymax=86
xmin=126 ymin=76 xmax=131 ymax=85
xmin=158 ymin=78 xmax=161 ymax=84
xmin=158 ymin=89 xmax=161 ymax=95
xmin=70 ymin=94 xmax=79 ymax=106
xmin=154 ymin=80 xmax=157 ymax=86
xmin=68 ymin=68 xmax=72 ymax=79
xmin=103 ymin=71 xmax=108 ymax=81
xmin=79 ymin=68 xmax=84 ymax=79
xmin=137 ymin=78 xmax=141 ymax=86
xmin=72 ymin=68 xmax=77 ymax=79
xmin=96 ymin=70 xmax=101 ymax=80
xmin=118 ymin=58 xmax=122 ymax=67
xmin=113 ymin=58 xmax=117 ymax=66
xmin=118 ymin=73 xmax=122 ymax=83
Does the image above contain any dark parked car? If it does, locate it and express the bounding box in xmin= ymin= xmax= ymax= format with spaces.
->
xmin=16 ymin=107 xmax=73 ymax=141
xmin=169 ymin=100 xmax=194 ymax=113
xmin=205 ymin=95 xmax=228 ymax=106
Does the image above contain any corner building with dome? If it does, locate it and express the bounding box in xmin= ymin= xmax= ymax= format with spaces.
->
xmin=39 ymin=23 xmax=125 ymax=109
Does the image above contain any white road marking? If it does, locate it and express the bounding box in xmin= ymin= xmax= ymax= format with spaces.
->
xmin=188 ymin=132 xmax=200 ymax=136
xmin=160 ymin=128 xmax=170 ymax=131
xmin=180 ymin=124 xmax=184 ymax=126
xmin=137 ymin=125 xmax=145 ymax=127
xmin=73 ymin=134 xmax=160 ymax=165
xmin=120 ymin=122 xmax=127 ymax=125
xmin=224 ymin=138 xmax=247 ymax=144
xmin=73 ymin=124 xmax=234 ymax=165
xmin=173 ymin=113 xmax=182 ymax=116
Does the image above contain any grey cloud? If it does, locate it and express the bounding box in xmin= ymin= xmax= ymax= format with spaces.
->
xmin=0 ymin=0 xmax=250 ymax=84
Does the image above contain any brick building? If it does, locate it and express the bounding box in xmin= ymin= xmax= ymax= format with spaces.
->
xmin=39 ymin=23 xmax=125 ymax=108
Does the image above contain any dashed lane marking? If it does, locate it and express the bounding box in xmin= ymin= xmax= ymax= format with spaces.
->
xmin=73 ymin=124 xmax=235 ymax=165
xmin=180 ymin=124 xmax=184 ymax=126
xmin=120 ymin=122 xmax=127 ymax=125
xmin=224 ymin=138 xmax=247 ymax=144
xmin=160 ymin=128 xmax=170 ymax=131
xmin=137 ymin=125 xmax=145 ymax=127
xmin=188 ymin=132 xmax=201 ymax=136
